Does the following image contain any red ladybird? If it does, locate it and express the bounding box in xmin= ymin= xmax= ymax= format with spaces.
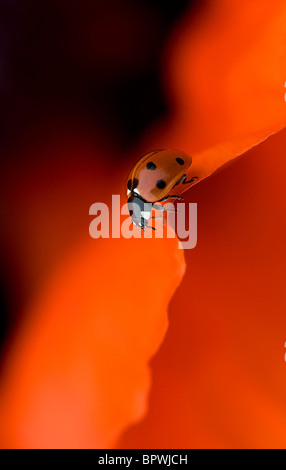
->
xmin=126 ymin=149 xmax=198 ymax=231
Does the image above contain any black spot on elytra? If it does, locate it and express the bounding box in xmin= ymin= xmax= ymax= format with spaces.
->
xmin=146 ymin=161 xmax=156 ymax=170
xmin=176 ymin=157 xmax=185 ymax=165
xmin=127 ymin=179 xmax=132 ymax=190
xmin=156 ymin=179 xmax=166 ymax=189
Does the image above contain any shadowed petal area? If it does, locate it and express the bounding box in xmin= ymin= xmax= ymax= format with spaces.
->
xmin=145 ymin=0 xmax=286 ymax=183
xmin=0 ymin=229 xmax=185 ymax=448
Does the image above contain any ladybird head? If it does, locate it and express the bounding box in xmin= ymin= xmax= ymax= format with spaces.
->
xmin=127 ymin=194 xmax=152 ymax=231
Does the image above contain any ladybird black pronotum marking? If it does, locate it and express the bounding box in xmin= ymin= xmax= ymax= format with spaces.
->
xmin=126 ymin=149 xmax=199 ymax=231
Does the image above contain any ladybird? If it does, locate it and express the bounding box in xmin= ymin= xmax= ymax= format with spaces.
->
xmin=126 ymin=149 xmax=198 ymax=231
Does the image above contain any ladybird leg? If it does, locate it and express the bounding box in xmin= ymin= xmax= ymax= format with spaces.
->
xmin=146 ymin=225 xmax=157 ymax=231
xmin=152 ymin=203 xmax=178 ymax=213
xmin=183 ymin=175 xmax=199 ymax=185
xmin=152 ymin=203 xmax=165 ymax=211
xmin=157 ymin=195 xmax=184 ymax=202
xmin=157 ymin=196 xmax=169 ymax=202
xmin=143 ymin=227 xmax=150 ymax=238
xmin=151 ymin=215 xmax=165 ymax=225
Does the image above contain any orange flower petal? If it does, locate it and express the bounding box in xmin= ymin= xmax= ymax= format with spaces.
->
xmin=2 ymin=0 xmax=285 ymax=450
xmin=121 ymin=127 xmax=286 ymax=449
xmin=0 ymin=131 xmax=185 ymax=448
xmin=119 ymin=0 xmax=286 ymax=448
xmin=0 ymin=217 xmax=185 ymax=448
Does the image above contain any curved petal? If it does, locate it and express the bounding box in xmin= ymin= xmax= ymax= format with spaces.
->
xmin=145 ymin=0 xmax=286 ymax=182
xmin=121 ymin=127 xmax=286 ymax=449
xmin=0 ymin=208 xmax=185 ymax=448
xmin=119 ymin=0 xmax=286 ymax=448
